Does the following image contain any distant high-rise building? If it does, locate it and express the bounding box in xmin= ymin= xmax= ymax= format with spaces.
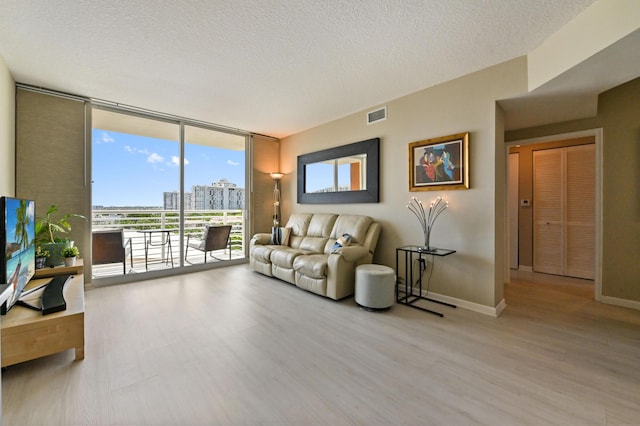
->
xmin=163 ymin=191 xmax=192 ymax=210
xmin=163 ymin=179 xmax=244 ymax=210
xmin=163 ymin=191 xmax=179 ymax=210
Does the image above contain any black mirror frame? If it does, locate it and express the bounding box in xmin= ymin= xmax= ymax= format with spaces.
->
xmin=297 ymin=137 xmax=380 ymax=204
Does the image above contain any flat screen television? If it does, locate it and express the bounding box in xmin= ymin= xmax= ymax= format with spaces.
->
xmin=1 ymin=196 xmax=36 ymax=314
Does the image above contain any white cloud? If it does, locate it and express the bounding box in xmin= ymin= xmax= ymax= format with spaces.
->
xmin=101 ymin=132 xmax=114 ymax=144
xmin=148 ymin=153 xmax=164 ymax=163
xmin=227 ymin=160 xmax=239 ymax=166
xmin=169 ymin=156 xmax=189 ymax=167
xmin=125 ymin=146 xmax=153 ymax=156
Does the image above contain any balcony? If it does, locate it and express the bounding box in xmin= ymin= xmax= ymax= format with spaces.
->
xmin=91 ymin=209 xmax=246 ymax=278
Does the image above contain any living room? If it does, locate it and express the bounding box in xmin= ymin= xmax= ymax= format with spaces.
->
xmin=1 ymin=1 xmax=639 ymax=424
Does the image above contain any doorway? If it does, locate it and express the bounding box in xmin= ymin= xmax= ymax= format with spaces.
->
xmin=506 ymin=129 xmax=602 ymax=299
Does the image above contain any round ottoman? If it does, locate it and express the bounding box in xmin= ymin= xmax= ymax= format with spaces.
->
xmin=355 ymin=264 xmax=396 ymax=311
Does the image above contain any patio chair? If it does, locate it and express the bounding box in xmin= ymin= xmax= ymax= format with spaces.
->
xmin=185 ymin=225 xmax=232 ymax=263
xmin=92 ymin=229 xmax=133 ymax=274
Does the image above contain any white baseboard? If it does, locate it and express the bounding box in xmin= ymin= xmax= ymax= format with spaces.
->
xmin=494 ymin=298 xmax=507 ymax=316
xmin=397 ymin=284 xmax=506 ymax=317
xmin=518 ymin=265 xmax=533 ymax=272
xmin=601 ymin=295 xmax=640 ymax=311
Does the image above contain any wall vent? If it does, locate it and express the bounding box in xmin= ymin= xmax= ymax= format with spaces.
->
xmin=367 ymin=106 xmax=387 ymax=125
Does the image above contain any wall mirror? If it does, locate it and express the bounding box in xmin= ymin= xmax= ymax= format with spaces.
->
xmin=297 ymin=138 xmax=379 ymax=204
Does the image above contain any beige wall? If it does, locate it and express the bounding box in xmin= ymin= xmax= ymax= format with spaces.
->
xmin=281 ymin=58 xmax=528 ymax=312
xmin=598 ymin=77 xmax=640 ymax=302
xmin=528 ymin=0 xmax=640 ymax=91
xmin=0 ymin=55 xmax=15 ymax=197
xmin=251 ymin=135 xmax=280 ymax=235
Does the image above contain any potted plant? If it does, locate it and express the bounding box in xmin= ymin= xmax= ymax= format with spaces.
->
xmin=62 ymin=246 xmax=80 ymax=266
xmin=34 ymin=246 xmax=50 ymax=269
xmin=35 ymin=204 xmax=86 ymax=267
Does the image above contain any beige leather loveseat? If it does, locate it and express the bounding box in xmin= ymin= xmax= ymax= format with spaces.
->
xmin=250 ymin=213 xmax=381 ymax=300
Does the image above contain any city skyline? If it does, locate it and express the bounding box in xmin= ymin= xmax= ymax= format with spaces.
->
xmin=163 ymin=179 xmax=245 ymax=211
xmin=92 ymin=129 xmax=245 ymax=207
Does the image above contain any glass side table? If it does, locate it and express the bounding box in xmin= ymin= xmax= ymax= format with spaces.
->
xmin=395 ymin=245 xmax=456 ymax=317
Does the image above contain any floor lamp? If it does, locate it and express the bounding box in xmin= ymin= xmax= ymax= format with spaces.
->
xmin=270 ymin=172 xmax=283 ymax=227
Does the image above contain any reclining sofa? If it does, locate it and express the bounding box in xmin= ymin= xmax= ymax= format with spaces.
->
xmin=250 ymin=213 xmax=381 ymax=300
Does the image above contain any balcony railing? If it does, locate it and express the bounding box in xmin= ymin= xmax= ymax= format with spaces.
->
xmin=91 ymin=209 xmax=246 ymax=277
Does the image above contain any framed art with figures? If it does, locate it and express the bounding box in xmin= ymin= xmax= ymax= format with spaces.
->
xmin=409 ymin=132 xmax=469 ymax=191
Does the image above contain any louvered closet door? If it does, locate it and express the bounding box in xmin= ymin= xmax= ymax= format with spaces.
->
xmin=533 ymin=149 xmax=564 ymax=275
xmin=533 ymin=145 xmax=595 ymax=279
xmin=565 ymin=145 xmax=595 ymax=279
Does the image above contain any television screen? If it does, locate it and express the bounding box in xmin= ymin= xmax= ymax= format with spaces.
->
xmin=1 ymin=197 xmax=36 ymax=314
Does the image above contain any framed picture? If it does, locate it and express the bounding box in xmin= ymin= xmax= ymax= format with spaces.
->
xmin=409 ymin=132 xmax=469 ymax=191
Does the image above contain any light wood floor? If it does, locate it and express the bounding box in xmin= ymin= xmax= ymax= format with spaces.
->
xmin=3 ymin=266 xmax=640 ymax=425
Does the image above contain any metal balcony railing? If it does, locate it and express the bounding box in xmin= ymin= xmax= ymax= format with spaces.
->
xmin=91 ymin=209 xmax=245 ymax=277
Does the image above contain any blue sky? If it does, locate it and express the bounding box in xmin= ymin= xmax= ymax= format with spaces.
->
xmin=305 ymin=163 xmax=351 ymax=193
xmin=92 ymin=129 xmax=245 ymax=207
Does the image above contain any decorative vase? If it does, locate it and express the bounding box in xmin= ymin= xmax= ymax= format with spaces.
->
xmin=64 ymin=256 xmax=76 ymax=267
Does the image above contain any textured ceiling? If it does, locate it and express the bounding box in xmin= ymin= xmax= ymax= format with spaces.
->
xmin=0 ymin=0 xmax=597 ymax=138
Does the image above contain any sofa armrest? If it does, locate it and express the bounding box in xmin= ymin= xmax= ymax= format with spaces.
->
xmin=332 ymin=245 xmax=370 ymax=263
xmin=326 ymin=246 xmax=373 ymax=300
xmin=250 ymin=233 xmax=272 ymax=247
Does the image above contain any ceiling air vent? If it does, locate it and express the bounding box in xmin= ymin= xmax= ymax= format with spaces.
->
xmin=367 ymin=106 xmax=387 ymax=125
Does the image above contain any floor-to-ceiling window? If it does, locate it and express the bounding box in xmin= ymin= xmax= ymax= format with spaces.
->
xmin=91 ymin=107 xmax=247 ymax=281
xmin=183 ymin=125 xmax=246 ymax=267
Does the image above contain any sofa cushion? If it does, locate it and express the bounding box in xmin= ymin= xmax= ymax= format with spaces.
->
xmin=271 ymin=247 xmax=307 ymax=269
xmin=307 ymin=214 xmax=338 ymax=237
xmin=286 ymin=213 xmax=313 ymax=237
xmin=293 ymin=254 xmax=328 ymax=279
xmin=299 ymin=236 xmax=329 ymax=253
xmin=331 ymin=233 xmax=352 ymax=252
xmin=286 ymin=213 xmax=312 ymax=249
xmin=296 ymin=214 xmax=336 ymax=253
xmin=331 ymin=215 xmax=373 ymax=244
xmin=270 ymin=227 xmax=291 ymax=245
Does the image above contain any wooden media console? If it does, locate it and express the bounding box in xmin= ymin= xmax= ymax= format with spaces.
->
xmin=1 ymin=262 xmax=85 ymax=367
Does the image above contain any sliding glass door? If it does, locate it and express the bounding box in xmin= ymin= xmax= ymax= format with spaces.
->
xmin=183 ymin=125 xmax=246 ymax=267
xmin=91 ymin=108 xmax=247 ymax=280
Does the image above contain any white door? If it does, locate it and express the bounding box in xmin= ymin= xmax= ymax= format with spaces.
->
xmin=533 ymin=145 xmax=595 ymax=279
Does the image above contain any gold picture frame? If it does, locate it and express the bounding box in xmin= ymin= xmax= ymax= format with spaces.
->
xmin=409 ymin=132 xmax=469 ymax=191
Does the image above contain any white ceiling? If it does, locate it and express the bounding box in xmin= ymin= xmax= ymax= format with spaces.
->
xmin=0 ymin=0 xmax=603 ymax=138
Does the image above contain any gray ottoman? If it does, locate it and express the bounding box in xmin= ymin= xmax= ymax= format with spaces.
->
xmin=355 ymin=264 xmax=396 ymax=311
